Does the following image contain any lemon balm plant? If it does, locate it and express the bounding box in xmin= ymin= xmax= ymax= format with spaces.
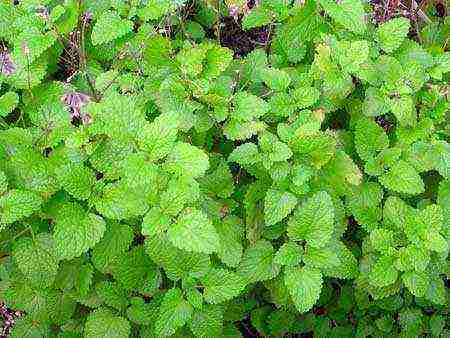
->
xmin=0 ymin=0 xmax=448 ymax=337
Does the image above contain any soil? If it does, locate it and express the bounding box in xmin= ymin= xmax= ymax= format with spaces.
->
xmin=0 ymin=301 xmax=23 ymax=338
xmin=375 ymin=115 xmax=395 ymax=133
xmin=219 ymin=16 xmax=270 ymax=58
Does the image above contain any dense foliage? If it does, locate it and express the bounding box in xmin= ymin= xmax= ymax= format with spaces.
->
xmin=0 ymin=0 xmax=449 ymax=337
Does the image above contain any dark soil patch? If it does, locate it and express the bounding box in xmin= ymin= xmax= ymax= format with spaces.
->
xmin=236 ymin=316 xmax=261 ymax=337
xmin=3 ymin=108 xmax=21 ymax=125
xmin=0 ymin=301 xmax=24 ymax=337
xmin=375 ymin=115 xmax=395 ymax=133
xmin=132 ymin=233 xmax=146 ymax=246
xmin=219 ymin=16 xmax=270 ymax=57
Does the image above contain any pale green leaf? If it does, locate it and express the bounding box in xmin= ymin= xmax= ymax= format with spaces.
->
xmin=13 ymin=233 xmax=59 ymax=288
xmin=402 ymin=271 xmax=428 ymax=297
xmin=379 ymin=160 xmax=425 ymax=195
xmin=53 ymin=203 xmax=106 ymax=260
xmin=354 ymin=118 xmax=389 ymax=161
xmin=215 ymin=216 xmax=244 ymax=268
xmin=377 ymin=17 xmax=410 ymax=53
xmin=91 ymin=10 xmax=133 ymax=46
xmin=91 ymin=222 xmax=134 ymax=273
xmin=261 ymin=68 xmax=291 ymax=92
xmin=389 ymin=96 xmax=416 ymax=127
xmin=239 ymin=240 xmax=280 ymax=284
xmin=287 ymin=191 xmax=335 ymax=247
xmin=0 ymin=189 xmax=43 ymax=225
xmin=165 ymin=142 xmax=209 ymax=178
xmin=189 ymin=305 xmax=223 ymax=338
xmin=264 ymin=189 xmax=297 ymax=226
xmin=290 ymin=87 xmax=320 ymax=109
xmin=202 ymin=268 xmax=246 ymax=304
xmin=274 ymin=242 xmax=303 ymax=267
xmin=168 ymin=208 xmax=220 ymax=254
xmin=228 ymin=143 xmax=261 ymax=168
xmin=319 ymin=0 xmax=366 ymax=34
xmin=232 ymin=91 xmax=269 ymax=122
xmin=284 ymin=266 xmax=323 ymax=313
xmin=138 ymin=111 xmax=179 ymax=161
xmin=154 ymin=288 xmax=193 ymax=337
xmin=369 ymin=256 xmax=398 ymax=287
xmin=85 ymin=308 xmax=130 ymax=338
xmin=0 ymin=91 xmax=19 ymax=117
xmin=160 ymin=176 xmax=200 ymax=216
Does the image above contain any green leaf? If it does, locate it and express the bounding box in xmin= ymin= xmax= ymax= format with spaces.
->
xmin=91 ymin=222 xmax=134 ymax=273
xmin=168 ymin=208 xmax=220 ymax=254
xmin=369 ymin=228 xmax=396 ymax=255
xmin=425 ymin=232 xmax=448 ymax=253
xmin=284 ymin=266 xmax=323 ymax=313
xmin=287 ymin=191 xmax=335 ymax=248
xmin=334 ymin=39 xmax=370 ymax=73
xmin=203 ymin=45 xmax=233 ymax=79
xmin=56 ymin=163 xmax=94 ymax=201
xmin=12 ymin=27 xmax=56 ymax=64
xmin=127 ymin=297 xmax=160 ymax=326
xmin=12 ymin=233 xmax=59 ymax=288
xmin=242 ymin=49 xmax=268 ymax=83
xmin=426 ymin=276 xmax=446 ymax=305
xmin=84 ymin=308 xmax=131 ymax=338
xmin=347 ymin=182 xmax=383 ymax=231
xmin=199 ymin=159 xmax=234 ymax=198
xmin=10 ymin=316 xmax=50 ymax=338
xmin=379 ymin=160 xmax=425 ymax=195
xmin=377 ymin=17 xmax=410 ymax=54
xmin=189 ymin=305 xmax=223 ymax=338
xmin=369 ymin=256 xmax=398 ymax=287
xmin=259 ymin=132 xmax=293 ymax=166
xmin=363 ymin=87 xmax=390 ymax=117
xmin=396 ymin=245 xmax=429 ymax=272
xmin=138 ymin=111 xmax=179 ymax=161
xmin=96 ymin=281 xmax=129 ymax=310
xmin=264 ymin=189 xmax=297 ymax=227
xmin=91 ymin=10 xmax=133 ymax=46
xmin=228 ymin=143 xmax=261 ymax=168
xmin=402 ymin=271 xmax=428 ymax=297
xmin=290 ymin=87 xmax=320 ymax=109
xmin=274 ymin=242 xmax=303 ymax=267
xmin=202 ymin=268 xmax=246 ymax=304
xmin=354 ymin=118 xmax=389 ymax=161
xmin=215 ymin=216 xmax=244 ymax=268
xmin=318 ymin=0 xmax=366 ymax=34
xmin=160 ymin=176 xmax=200 ymax=216
xmin=176 ymin=43 xmax=208 ymax=77
xmin=383 ymin=196 xmax=413 ymax=229
xmin=223 ymin=119 xmax=267 ymax=141
xmin=112 ymin=246 xmax=156 ymax=291
xmin=53 ymin=203 xmax=106 ymax=260
xmin=154 ymin=288 xmax=193 ymax=337
xmin=232 ymin=91 xmax=269 ymax=122
xmin=0 ymin=91 xmax=19 ymax=117
xmin=242 ymin=6 xmax=273 ymax=30
xmin=389 ymin=96 xmax=416 ymax=127
xmin=429 ymin=315 xmax=446 ymax=337
xmin=303 ymin=241 xmax=357 ymax=278
xmin=0 ymin=171 xmax=6 ymax=194
xmin=54 ymin=260 xmax=93 ymax=299
xmin=186 ymin=288 xmax=203 ymax=310
xmin=165 ymin=142 xmax=209 ymax=178
xmin=239 ymin=240 xmax=280 ymax=284
xmin=261 ymin=68 xmax=291 ymax=92
xmin=88 ymin=92 xmax=147 ymax=142
xmin=0 ymin=189 xmax=43 ymax=225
